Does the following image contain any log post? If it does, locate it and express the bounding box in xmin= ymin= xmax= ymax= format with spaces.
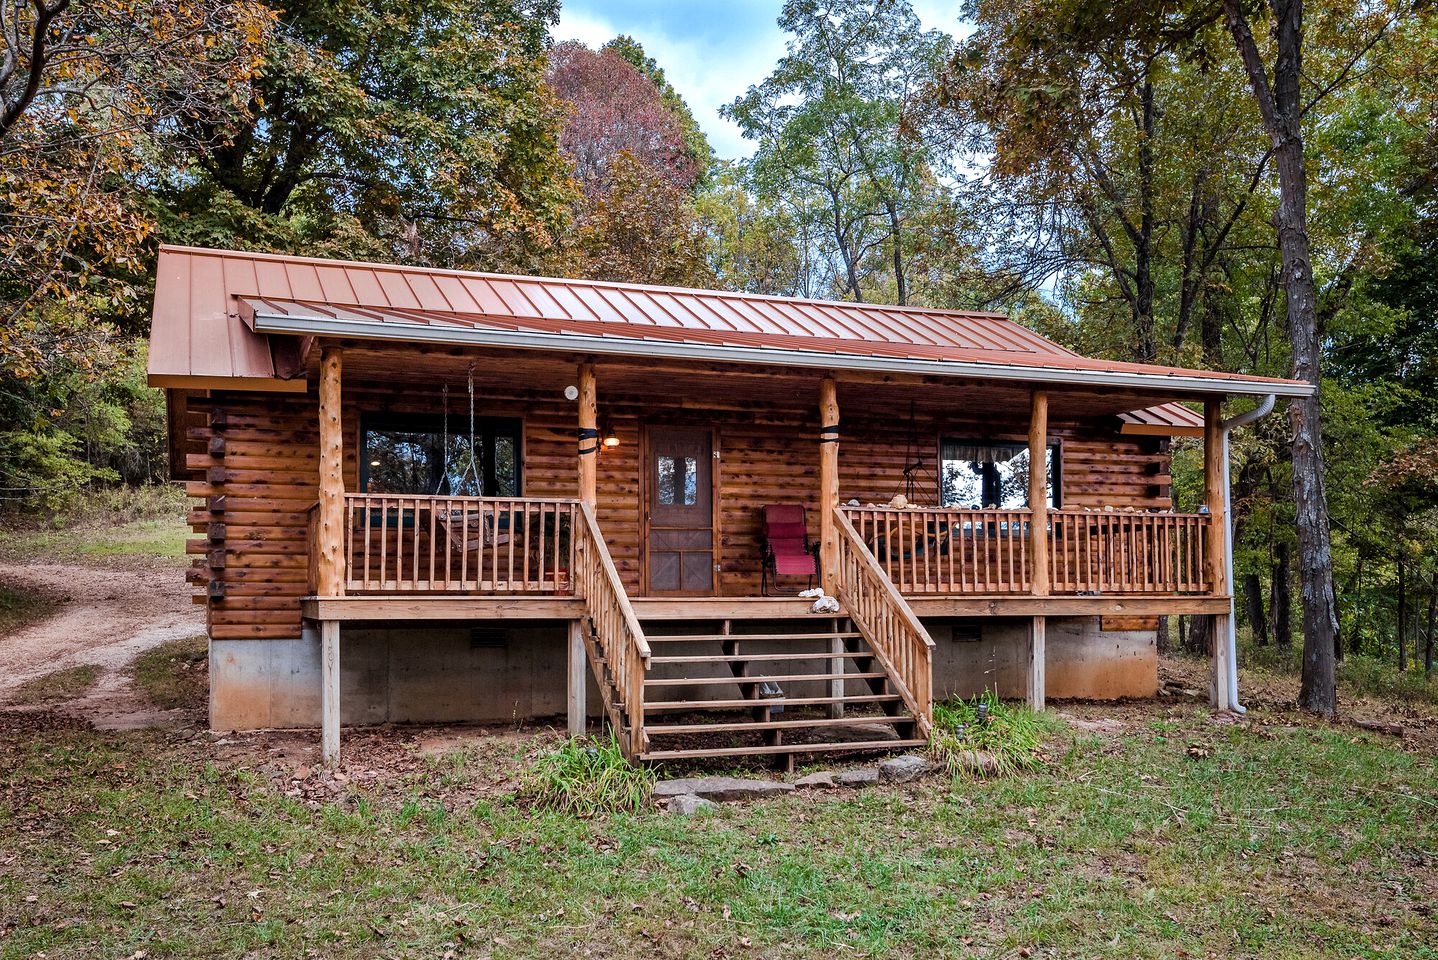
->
xmin=320 ymin=619 xmax=340 ymax=763
xmin=578 ymin=362 xmax=598 ymax=508
xmin=1203 ymin=397 xmax=1228 ymax=597
xmin=567 ymin=619 xmax=587 ymax=737
xmin=1028 ymin=390 xmax=1049 ymax=597
xmin=1027 ymin=616 xmax=1046 ymax=710
xmin=317 ymin=347 xmax=346 ymax=597
xmin=818 ymin=376 xmax=840 ymax=595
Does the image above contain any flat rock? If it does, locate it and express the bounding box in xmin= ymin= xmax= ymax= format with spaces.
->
xmin=793 ymin=770 xmax=836 ymax=789
xmin=829 ymin=722 xmax=900 ymax=743
xmin=653 ymin=776 xmax=795 ymax=802
xmin=835 ymin=767 xmax=879 ymax=787
xmin=878 ymin=754 xmax=932 ymax=783
xmin=665 ymin=794 xmax=718 ymax=817
xmin=956 ymin=750 xmax=1001 ymax=777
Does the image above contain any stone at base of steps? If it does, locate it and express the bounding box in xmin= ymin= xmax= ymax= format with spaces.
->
xmin=653 ymin=776 xmax=796 ymax=802
xmin=664 ymin=794 xmax=719 ymax=816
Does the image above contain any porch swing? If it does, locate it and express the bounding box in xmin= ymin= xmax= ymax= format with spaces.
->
xmin=433 ymin=364 xmax=513 ymax=554
xmin=874 ymin=401 xmax=954 ymax=563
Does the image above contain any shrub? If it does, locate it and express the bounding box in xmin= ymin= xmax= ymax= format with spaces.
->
xmin=929 ymin=691 xmax=1056 ymax=777
xmin=518 ymin=731 xmax=655 ymax=816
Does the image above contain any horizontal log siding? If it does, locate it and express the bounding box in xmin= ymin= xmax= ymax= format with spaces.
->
xmin=180 ymin=369 xmax=1173 ymax=639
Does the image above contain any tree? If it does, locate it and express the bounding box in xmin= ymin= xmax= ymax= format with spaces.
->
xmin=1218 ymin=0 xmax=1399 ymax=717
xmin=602 ymin=35 xmax=714 ymax=188
xmin=946 ymin=0 xmax=1273 ymax=364
xmin=0 ymin=0 xmax=270 ymax=327
xmin=547 ymin=40 xmax=699 ymax=202
xmin=573 ymin=151 xmax=714 ymax=287
xmin=725 ymin=0 xmax=955 ymax=305
xmin=175 ymin=0 xmax=574 ymax=271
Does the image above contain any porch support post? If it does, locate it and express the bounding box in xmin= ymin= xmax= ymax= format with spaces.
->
xmin=317 ymin=346 xmax=345 ymax=597
xmin=1027 ymin=390 xmax=1049 ymax=598
xmin=321 ymin=619 xmax=340 ymax=763
xmin=818 ymin=376 xmax=840 ymax=595
xmin=567 ymin=619 xmax=587 ymax=737
xmin=1203 ymin=397 xmax=1232 ymax=709
xmin=1027 ymin=616 xmax=1046 ymax=710
xmin=577 ymin=362 xmax=598 ymax=508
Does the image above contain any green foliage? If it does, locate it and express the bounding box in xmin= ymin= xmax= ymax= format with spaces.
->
xmin=130 ymin=636 xmax=209 ymax=712
xmin=724 ymin=0 xmax=962 ymax=306
xmin=8 ymin=665 xmax=101 ymax=706
xmin=517 ymin=731 xmax=656 ymax=817
xmin=929 ymin=691 xmax=1057 ymax=777
xmin=164 ymin=0 xmax=577 ymax=272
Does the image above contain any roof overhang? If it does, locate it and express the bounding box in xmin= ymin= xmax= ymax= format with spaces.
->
xmin=250 ymin=309 xmax=1315 ymax=399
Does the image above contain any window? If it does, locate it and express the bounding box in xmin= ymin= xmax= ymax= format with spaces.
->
xmin=657 ymin=455 xmax=697 ymax=505
xmin=939 ymin=439 xmax=1059 ymax=509
xmin=360 ymin=413 xmax=521 ymax=496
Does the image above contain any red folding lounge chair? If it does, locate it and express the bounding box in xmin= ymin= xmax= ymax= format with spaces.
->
xmin=760 ymin=504 xmax=820 ymax=597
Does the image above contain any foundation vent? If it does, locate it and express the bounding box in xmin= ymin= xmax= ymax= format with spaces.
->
xmin=469 ymin=627 xmax=508 ymax=649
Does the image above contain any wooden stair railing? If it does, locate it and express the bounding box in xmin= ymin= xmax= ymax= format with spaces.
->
xmin=572 ymin=501 xmax=651 ymax=758
xmin=831 ymin=507 xmax=936 ymax=736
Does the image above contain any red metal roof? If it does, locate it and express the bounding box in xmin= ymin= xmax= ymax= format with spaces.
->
xmin=148 ymin=245 xmax=1310 ymax=415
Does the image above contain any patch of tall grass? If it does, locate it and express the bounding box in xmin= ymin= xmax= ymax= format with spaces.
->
xmin=929 ymin=690 xmax=1057 ymax=777
xmin=518 ymin=730 xmax=655 ymax=816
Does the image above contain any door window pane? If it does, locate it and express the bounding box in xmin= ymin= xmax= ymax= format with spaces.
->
xmin=658 ymin=456 xmax=677 ymax=504
xmin=657 ymin=455 xmax=699 ymax=505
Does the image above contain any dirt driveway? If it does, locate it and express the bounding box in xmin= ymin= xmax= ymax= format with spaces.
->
xmin=0 ymin=562 xmax=203 ymax=728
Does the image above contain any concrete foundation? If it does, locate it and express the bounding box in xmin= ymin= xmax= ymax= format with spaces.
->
xmin=209 ymin=621 xmax=597 ymax=731
xmin=927 ymin=617 xmax=1157 ymax=701
xmin=209 ymin=616 xmax=1157 ymax=731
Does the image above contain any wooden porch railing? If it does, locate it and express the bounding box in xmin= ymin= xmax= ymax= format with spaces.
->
xmin=844 ymin=506 xmax=1032 ymax=594
xmin=841 ymin=505 xmax=1214 ymax=596
xmin=573 ymin=501 xmax=651 ymax=758
xmin=1048 ymin=509 xmax=1210 ymax=594
xmin=335 ymin=494 xmax=576 ymax=594
xmin=832 ymin=507 xmax=935 ymax=734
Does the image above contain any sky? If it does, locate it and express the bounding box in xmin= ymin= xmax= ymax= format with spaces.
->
xmin=554 ymin=0 xmax=970 ymax=161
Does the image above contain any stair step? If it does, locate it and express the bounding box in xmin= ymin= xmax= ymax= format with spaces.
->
xmin=641 ymin=739 xmax=928 ymax=761
xmin=645 ymin=632 xmax=862 ymax=643
xmin=644 ymin=670 xmax=886 ymax=687
xmin=646 ymin=716 xmax=910 ymax=735
xmin=649 ymin=651 xmax=873 ymax=665
xmin=644 ymin=693 xmax=901 ymax=712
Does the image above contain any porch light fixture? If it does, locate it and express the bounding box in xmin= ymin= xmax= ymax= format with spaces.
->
xmin=370 ymin=459 xmax=381 ymax=467
xmin=600 ymin=418 xmax=621 ymax=449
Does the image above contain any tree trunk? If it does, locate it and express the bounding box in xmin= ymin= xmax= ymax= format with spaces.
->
xmin=1425 ymin=569 xmax=1436 ymax=678
xmin=1157 ymin=616 xmax=1171 ymax=656
xmin=1188 ymin=613 xmax=1211 ymax=657
xmin=1273 ymin=542 xmax=1293 ymax=651
xmin=1244 ymin=572 xmax=1268 ymax=645
xmin=1223 ymin=0 xmax=1339 ymax=717
xmin=1397 ymin=555 xmax=1407 ymax=672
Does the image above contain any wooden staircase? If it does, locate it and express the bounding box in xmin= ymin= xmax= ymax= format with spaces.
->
xmin=632 ymin=609 xmax=928 ymax=763
xmin=573 ymin=505 xmax=936 ymax=766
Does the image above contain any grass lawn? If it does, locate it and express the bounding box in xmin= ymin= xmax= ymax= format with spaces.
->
xmin=0 ymin=516 xmax=188 ymax=563
xmin=6 ymin=665 xmax=101 ymax=706
xmin=2 ymin=701 xmax=1434 ymax=959
xmin=0 ymin=583 xmax=49 ymax=635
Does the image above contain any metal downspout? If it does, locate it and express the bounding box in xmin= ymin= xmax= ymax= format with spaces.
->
xmin=1219 ymin=394 xmax=1277 ymax=713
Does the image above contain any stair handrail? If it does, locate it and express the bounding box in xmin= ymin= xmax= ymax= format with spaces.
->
xmin=573 ymin=501 xmax=651 ymax=757
xmin=832 ymin=506 xmax=936 ymax=734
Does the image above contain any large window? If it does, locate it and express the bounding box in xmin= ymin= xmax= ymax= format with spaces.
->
xmin=939 ymin=439 xmax=1059 ymax=509
xmin=360 ymin=413 xmax=521 ymax=496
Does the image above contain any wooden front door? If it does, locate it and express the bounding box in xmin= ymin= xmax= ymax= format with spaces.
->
xmin=644 ymin=426 xmax=715 ymax=595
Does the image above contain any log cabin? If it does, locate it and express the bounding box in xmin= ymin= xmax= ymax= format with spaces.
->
xmin=148 ymin=245 xmax=1312 ymax=764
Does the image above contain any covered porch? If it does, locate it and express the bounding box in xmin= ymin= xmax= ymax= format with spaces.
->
xmin=294 ymin=341 xmax=1235 ymax=763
